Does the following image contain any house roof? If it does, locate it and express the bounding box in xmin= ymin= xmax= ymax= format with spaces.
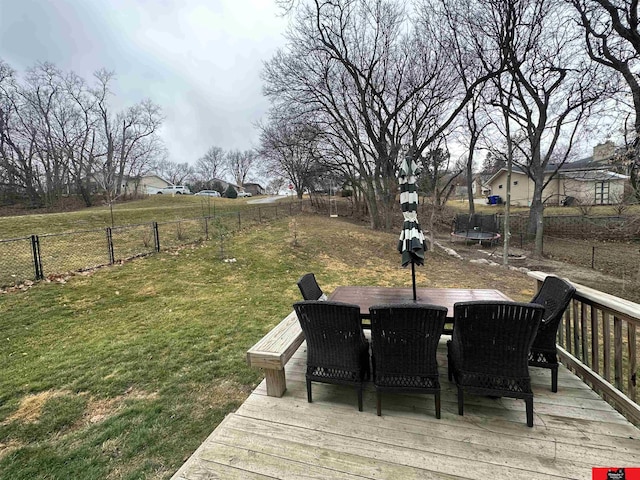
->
xmin=484 ymin=168 xmax=528 ymax=187
xmin=561 ymin=170 xmax=629 ymax=182
xmin=212 ymin=178 xmax=240 ymax=188
xmin=485 ymin=154 xmax=626 ymax=186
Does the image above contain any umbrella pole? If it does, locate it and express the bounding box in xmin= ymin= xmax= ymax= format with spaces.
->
xmin=411 ymin=260 xmax=417 ymax=301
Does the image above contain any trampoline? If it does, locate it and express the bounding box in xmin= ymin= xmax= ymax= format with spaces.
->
xmin=451 ymin=213 xmax=501 ymax=246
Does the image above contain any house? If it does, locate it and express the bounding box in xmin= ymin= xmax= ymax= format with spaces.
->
xmin=211 ymin=178 xmax=241 ymax=194
xmin=484 ymin=144 xmax=629 ymax=206
xmin=471 ymin=174 xmax=492 ymax=198
xmin=126 ymin=175 xmax=171 ymax=195
xmin=243 ymin=182 xmax=265 ymax=196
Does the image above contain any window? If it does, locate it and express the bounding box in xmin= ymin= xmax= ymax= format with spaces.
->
xmin=594 ymin=181 xmax=609 ymax=205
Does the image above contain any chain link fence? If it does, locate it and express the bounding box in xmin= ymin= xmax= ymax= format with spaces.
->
xmin=0 ymin=201 xmax=305 ymax=288
xmin=0 ymin=236 xmax=39 ymax=286
xmin=539 ymin=235 xmax=640 ymax=283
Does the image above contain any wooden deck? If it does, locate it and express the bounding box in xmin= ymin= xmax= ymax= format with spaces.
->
xmin=172 ymin=339 xmax=640 ymax=479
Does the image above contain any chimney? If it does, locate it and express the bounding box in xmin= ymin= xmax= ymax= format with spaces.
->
xmin=593 ymin=141 xmax=615 ymax=161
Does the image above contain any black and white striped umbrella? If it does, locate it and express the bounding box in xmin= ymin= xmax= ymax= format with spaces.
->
xmin=397 ymin=152 xmax=427 ymax=299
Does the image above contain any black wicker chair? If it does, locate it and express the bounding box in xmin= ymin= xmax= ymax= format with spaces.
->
xmin=297 ymin=273 xmax=326 ymax=301
xmin=369 ymin=304 xmax=447 ymax=417
xmin=447 ymin=301 xmax=544 ymax=427
xmin=293 ymin=301 xmax=370 ymax=411
xmin=528 ymin=276 xmax=576 ymax=392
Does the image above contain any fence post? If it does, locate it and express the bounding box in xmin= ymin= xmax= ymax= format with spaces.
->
xmin=106 ymin=227 xmax=115 ymax=264
xmin=204 ymin=217 xmax=209 ymax=240
xmin=591 ymin=246 xmax=595 ymax=269
xmin=153 ymin=222 xmax=160 ymax=252
xmin=31 ymin=235 xmax=43 ymax=280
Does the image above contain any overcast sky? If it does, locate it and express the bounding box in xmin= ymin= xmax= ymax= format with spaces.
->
xmin=0 ymin=0 xmax=288 ymax=166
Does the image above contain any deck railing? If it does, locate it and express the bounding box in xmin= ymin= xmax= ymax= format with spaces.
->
xmin=528 ymin=271 xmax=640 ymax=426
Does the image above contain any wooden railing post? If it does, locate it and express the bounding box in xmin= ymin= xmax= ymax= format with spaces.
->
xmin=581 ymin=303 xmax=589 ymax=367
xmin=528 ymin=271 xmax=640 ymax=427
xmin=573 ymin=300 xmax=580 ymax=356
xmin=614 ymin=316 xmax=623 ymax=391
xmin=603 ymin=311 xmax=611 ymax=382
xmin=629 ymin=324 xmax=637 ymax=403
xmin=564 ymin=308 xmax=571 ymax=353
xmin=591 ymin=305 xmax=599 ymax=373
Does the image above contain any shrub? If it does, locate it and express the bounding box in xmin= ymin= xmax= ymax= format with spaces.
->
xmin=224 ymin=185 xmax=238 ymax=199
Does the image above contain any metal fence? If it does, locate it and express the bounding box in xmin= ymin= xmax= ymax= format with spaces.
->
xmin=0 ymin=201 xmax=304 ymax=288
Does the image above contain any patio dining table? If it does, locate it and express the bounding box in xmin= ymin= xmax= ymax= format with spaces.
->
xmin=328 ymin=286 xmax=513 ymax=333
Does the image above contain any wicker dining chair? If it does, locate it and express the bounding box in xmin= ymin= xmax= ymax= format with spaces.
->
xmin=448 ymin=301 xmax=544 ymax=427
xmin=369 ymin=304 xmax=447 ymax=418
xmin=297 ymin=273 xmax=326 ymax=301
xmin=528 ymin=276 xmax=576 ymax=392
xmin=293 ymin=301 xmax=370 ymax=411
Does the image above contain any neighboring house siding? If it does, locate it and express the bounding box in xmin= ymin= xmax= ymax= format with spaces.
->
xmin=140 ymin=175 xmax=170 ymax=195
xmin=562 ymin=176 xmax=626 ymax=205
xmin=124 ymin=175 xmax=170 ymax=195
xmin=487 ymin=171 xmax=535 ymax=206
xmin=243 ymin=183 xmax=265 ymax=196
xmin=486 ymin=169 xmax=627 ymax=206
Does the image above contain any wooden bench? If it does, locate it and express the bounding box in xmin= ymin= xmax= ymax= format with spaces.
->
xmin=246 ymin=310 xmax=305 ymax=397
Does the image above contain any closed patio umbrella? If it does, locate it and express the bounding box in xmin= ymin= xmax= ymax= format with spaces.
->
xmin=397 ymin=150 xmax=427 ymax=301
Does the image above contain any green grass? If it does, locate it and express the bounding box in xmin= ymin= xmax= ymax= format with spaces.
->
xmin=0 ymin=195 xmax=272 ymax=239
xmin=0 ymin=214 xmax=535 ymax=479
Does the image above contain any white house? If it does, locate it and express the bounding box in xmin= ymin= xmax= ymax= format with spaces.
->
xmin=125 ymin=174 xmax=171 ymax=195
xmin=484 ymin=144 xmax=629 ymax=206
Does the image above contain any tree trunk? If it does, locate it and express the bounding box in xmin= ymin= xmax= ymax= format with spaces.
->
xmin=528 ymin=192 xmax=545 ymax=257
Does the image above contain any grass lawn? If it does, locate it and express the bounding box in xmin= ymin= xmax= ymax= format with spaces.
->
xmin=0 ymin=214 xmax=535 ymax=479
xmin=0 ymin=195 xmax=272 ymax=239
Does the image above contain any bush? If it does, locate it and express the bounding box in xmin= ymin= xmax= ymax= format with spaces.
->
xmin=224 ymin=185 xmax=238 ymax=198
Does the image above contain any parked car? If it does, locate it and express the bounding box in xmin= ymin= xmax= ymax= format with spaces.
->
xmin=237 ymin=191 xmax=252 ymax=197
xmin=194 ymin=190 xmax=221 ymax=197
xmin=158 ymin=185 xmax=191 ymax=195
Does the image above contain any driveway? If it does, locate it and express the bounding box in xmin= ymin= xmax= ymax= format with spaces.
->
xmin=247 ymin=196 xmax=286 ymax=204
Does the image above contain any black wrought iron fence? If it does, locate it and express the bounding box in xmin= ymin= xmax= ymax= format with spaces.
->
xmin=0 ymin=201 xmax=305 ymax=288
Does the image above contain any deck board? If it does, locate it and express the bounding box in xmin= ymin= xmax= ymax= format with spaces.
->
xmin=172 ymin=339 xmax=640 ymax=480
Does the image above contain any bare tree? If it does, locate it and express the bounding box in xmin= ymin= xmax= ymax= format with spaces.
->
xmin=264 ymin=0 xmax=505 ymax=229
xmin=570 ymin=0 xmax=640 ymax=200
xmin=258 ymin=116 xmax=321 ymax=199
xmin=195 ymin=146 xmax=226 ymax=186
xmin=458 ymin=88 xmax=490 ymax=214
xmin=486 ymin=0 xmax=612 ymax=255
xmin=154 ymin=159 xmax=193 ymax=185
xmin=0 ymin=61 xmax=44 ymax=206
xmin=418 ymin=141 xmax=463 ymax=207
xmin=92 ymin=69 xmax=164 ymax=203
xmin=226 ymin=149 xmax=257 ymax=187
xmin=60 ymin=71 xmax=100 ymax=206
xmin=0 ymin=61 xmax=165 ymax=210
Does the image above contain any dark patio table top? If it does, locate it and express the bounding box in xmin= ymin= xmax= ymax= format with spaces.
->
xmin=329 ymin=286 xmax=513 ymax=332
